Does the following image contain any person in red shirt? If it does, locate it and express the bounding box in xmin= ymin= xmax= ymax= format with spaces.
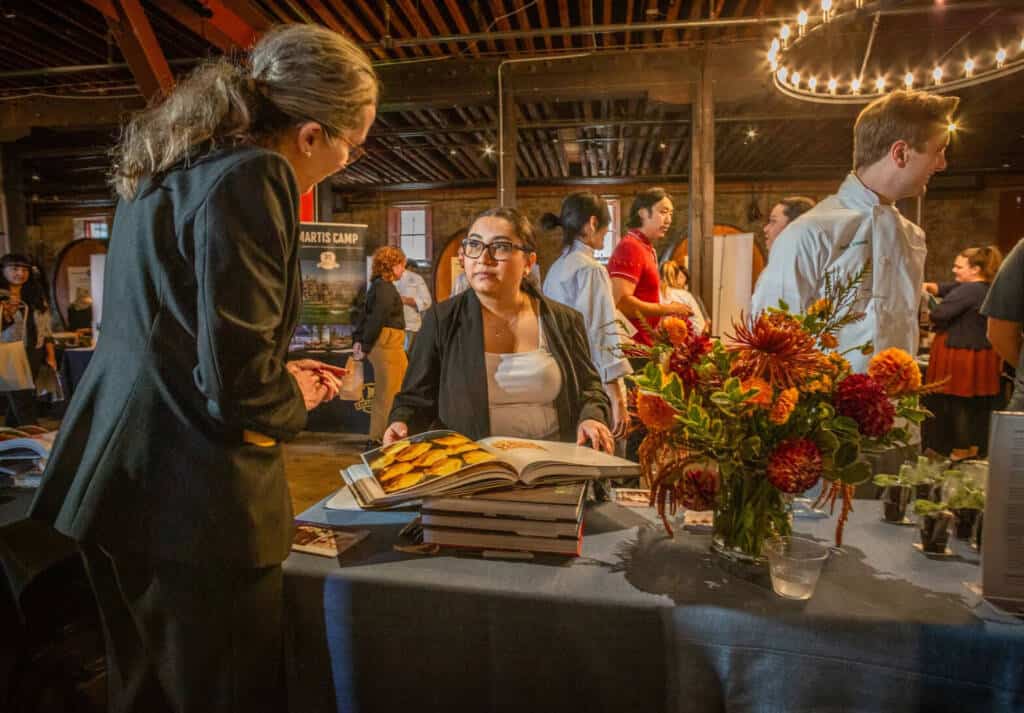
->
xmin=608 ymin=187 xmax=691 ymax=345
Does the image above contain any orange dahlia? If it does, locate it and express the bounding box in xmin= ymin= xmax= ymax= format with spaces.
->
xmin=868 ymin=348 xmax=921 ymax=396
xmin=769 ymin=387 xmax=799 ymax=425
xmin=636 ymin=391 xmax=678 ymax=431
xmin=767 ymin=438 xmax=823 ymax=493
xmin=728 ymin=313 xmax=828 ymax=389
xmin=741 ymin=376 xmax=773 ymax=409
xmin=662 ymin=316 xmax=691 ymax=347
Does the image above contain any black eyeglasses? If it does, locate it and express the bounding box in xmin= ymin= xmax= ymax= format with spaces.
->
xmin=461 ymin=238 xmax=531 ymax=261
xmin=338 ymin=135 xmax=366 ymax=166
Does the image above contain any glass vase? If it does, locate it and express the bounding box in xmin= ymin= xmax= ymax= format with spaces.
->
xmin=711 ymin=464 xmax=792 ymax=565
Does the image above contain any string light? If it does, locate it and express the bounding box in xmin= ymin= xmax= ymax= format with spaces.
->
xmin=768 ymin=4 xmax=1024 ymax=104
xmin=947 ymin=122 xmax=958 ymax=133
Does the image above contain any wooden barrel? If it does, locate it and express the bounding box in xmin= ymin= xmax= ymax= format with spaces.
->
xmin=662 ymin=225 xmax=767 ymax=286
xmin=432 ymin=227 xmax=468 ymax=301
xmin=50 ymin=238 xmax=107 ymax=330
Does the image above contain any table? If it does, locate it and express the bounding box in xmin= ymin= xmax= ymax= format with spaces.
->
xmin=60 ymin=347 xmax=94 ymax=398
xmin=284 ymin=490 xmax=1024 ymax=713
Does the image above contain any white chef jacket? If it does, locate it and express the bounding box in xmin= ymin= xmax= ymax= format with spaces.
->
xmin=751 ymin=173 xmax=926 ymax=374
xmin=394 ymin=269 xmax=432 ymax=333
xmin=542 ymin=240 xmax=632 ymax=384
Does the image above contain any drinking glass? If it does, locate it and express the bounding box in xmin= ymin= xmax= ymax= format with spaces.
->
xmin=765 ymin=536 xmax=829 ymax=600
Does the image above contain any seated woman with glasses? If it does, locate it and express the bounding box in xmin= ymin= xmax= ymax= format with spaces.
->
xmin=383 ymin=207 xmax=614 ymax=452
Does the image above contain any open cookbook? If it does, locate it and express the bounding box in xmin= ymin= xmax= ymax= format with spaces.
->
xmin=341 ymin=429 xmax=639 ymax=509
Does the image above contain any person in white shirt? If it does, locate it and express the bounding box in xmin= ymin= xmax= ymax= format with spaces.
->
xmin=763 ymin=196 xmax=816 ymax=254
xmin=751 ymin=89 xmax=959 ymax=373
xmin=659 ymin=260 xmax=708 ymax=335
xmin=541 ymin=192 xmax=632 ymax=439
xmin=394 ymin=259 xmax=432 ymax=352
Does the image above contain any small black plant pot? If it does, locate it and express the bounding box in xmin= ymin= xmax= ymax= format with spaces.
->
xmin=952 ymin=508 xmax=980 ymax=540
xmin=919 ymin=512 xmax=953 ymax=554
xmin=915 ymin=483 xmax=939 ymax=502
xmin=882 ymin=486 xmax=912 ymax=523
xmin=970 ymin=512 xmax=983 ymax=550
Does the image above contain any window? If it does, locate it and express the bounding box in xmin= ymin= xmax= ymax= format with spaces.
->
xmin=387 ymin=205 xmax=432 ymax=262
xmin=73 ymin=217 xmax=110 ymax=240
xmin=593 ymin=197 xmax=621 ymax=263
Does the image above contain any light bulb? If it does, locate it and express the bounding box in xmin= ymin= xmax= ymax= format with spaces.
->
xmin=821 ymin=0 xmax=832 ymax=10
xmin=770 ymin=57 xmax=779 ymax=71
xmin=780 ymin=24 xmax=791 ymax=47
xmin=932 ymin=66 xmax=943 ymax=83
xmin=791 ymin=71 xmax=801 ymax=87
xmin=965 ymin=58 xmax=975 ymax=76
xmin=947 ymin=122 xmax=958 ymax=133
xmin=778 ymin=67 xmax=789 ymax=82
xmin=904 ymin=72 xmax=914 ymax=88
xmin=851 ymin=77 xmax=862 ymax=93
xmin=808 ymin=77 xmax=818 ymax=91
xmin=874 ymin=76 xmax=886 ymax=92
xmin=770 ymin=38 xmax=780 ymax=54
xmin=797 ymin=10 xmax=808 ymax=36
xmin=827 ymin=78 xmax=838 ymax=93
xmin=996 ymin=48 xmax=1007 ymax=68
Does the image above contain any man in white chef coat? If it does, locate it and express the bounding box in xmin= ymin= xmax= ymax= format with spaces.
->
xmin=752 ymin=90 xmax=959 ymax=373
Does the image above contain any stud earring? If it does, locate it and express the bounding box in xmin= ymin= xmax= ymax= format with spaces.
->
xmin=304 ymin=150 xmax=312 ymax=158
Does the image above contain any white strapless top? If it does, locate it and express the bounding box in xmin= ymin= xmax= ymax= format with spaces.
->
xmin=485 ymin=323 xmax=562 ymax=439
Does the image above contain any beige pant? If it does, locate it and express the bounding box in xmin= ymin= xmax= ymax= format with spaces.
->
xmin=368 ymin=327 xmax=408 ymax=441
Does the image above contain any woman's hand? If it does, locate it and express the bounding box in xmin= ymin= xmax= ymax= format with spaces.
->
xmin=382 ymin=421 xmax=408 ymax=445
xmin=577 ymin=419 xmax=614 ymax=454
xmin=46 ymin=352 xmax=58 ymax=372
xmin=605 ymin=379 xmax=630 ymax=440
xmin=661 ymin=302 xmax=692 ymax=317
xmin=923 ymin=282 xmax=939 ymax=296
xmin=352 ymin=342 xmax=365 ymax=361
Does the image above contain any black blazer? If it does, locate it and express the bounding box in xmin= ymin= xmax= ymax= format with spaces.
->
xmin=389 ymin=285 xmax=611 ymax=442
xmin=31 ymin=145 xmax=305 ymax=567
xmin=352 ymin=277 xmax=404 ymax=353
xmin=931 ymin=281 xmax=992 ymax=350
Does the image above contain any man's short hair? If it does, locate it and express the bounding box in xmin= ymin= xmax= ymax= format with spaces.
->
xmin=853 ymin=90 xmax=959 ymax=170
xmin=778 ymin=196 xmax=816 ymax=223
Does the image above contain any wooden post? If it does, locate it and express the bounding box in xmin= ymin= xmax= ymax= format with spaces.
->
xmin=499 ymin=88 xmax=517 ymax=208
xmin=316 ymin=182 xmax=334 ymax=222
xmin=688 ymin=51 xmax=715 ymax=322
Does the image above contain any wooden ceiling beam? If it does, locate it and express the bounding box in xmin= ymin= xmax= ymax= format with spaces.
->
xmin=441 ymin=0 xmax=479 ymax=57
xmin=488 ymin=0 xmax=520 ymax=57
xmin=623 ymin=0 xmax=634 ymax=50
xmin=396 ymin=0 xmax=446 ymax=57
xmin=347 ymin=0 xmax=409 ymax=58
xmin=148 ymin=0 xmax=237 ymax=53
xmin=509 ymin=0 xmax=536 ymax=55
xmin=557 ymin=0 xmax=572 ymax=51
xmin=534 ymin=0 xmax=553 ymax=52
xmin=581 ymin=1 xmax=596 ymax=50
xmin=303 ymin=0 xmax=382 ymax=59
xmin=601 ymin=0 xmax=613 ymax=49
xmin=380 ymin=0 xmax=437 ymax=57
xmin=682 ymin=0 xmax=707 ymax=45
xmin=104 ymin=0 xmax=174 ymax=100
xmin=466 ymin=1 xmax=499 ymax=55
xmin=415 ymin=0 xmax=462 ymax=57
xmin=661 ymin=0 xmax=684 ymax=47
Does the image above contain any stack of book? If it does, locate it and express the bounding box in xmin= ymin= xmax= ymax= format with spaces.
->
xmin=0 ymin=426 xmax=57 ymax=489
xmin=341 ymin=429 xmax=640 ymax=557
xmin=421 ymin=483 xmax=587 ymax=556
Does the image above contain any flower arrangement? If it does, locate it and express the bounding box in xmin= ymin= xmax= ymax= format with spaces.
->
xmin=626 ymin=266 xmax=932 ymax=560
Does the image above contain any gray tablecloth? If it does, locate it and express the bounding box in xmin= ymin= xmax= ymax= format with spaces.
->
xmin=284 ymin=490 xmax=1024 ymax=713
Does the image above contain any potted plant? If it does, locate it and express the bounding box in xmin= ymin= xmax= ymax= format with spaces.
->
xmin=913 ymin=499 xmax=954 ymax=554
xmin=873 ymin=456 xmax=951 ymax=524
xmin=942 ymin=462 xmax=986 ymax=540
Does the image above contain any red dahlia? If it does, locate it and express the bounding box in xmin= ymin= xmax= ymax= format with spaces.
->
xmin=833 ymin=373 xmax=895 ymax=437
xmin=674 ymin=467 xmax=718 ymax=511
xmin=767 ymin=438 xmax=823 ymax=493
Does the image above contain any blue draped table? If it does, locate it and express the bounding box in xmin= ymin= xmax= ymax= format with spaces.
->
xmin=284 ymin=489 xmax=1023 ymax=713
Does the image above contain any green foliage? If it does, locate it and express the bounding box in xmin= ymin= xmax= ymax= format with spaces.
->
xmin=913 ymin=499 xmax=948 ymax=516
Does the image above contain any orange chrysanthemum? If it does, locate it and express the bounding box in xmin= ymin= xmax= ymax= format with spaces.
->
xmin=868 ymin=348 xmax=921 ymax=396
xmin=825 ymin=351 xmax=851 ymax=377
xmin=819 ymin=333 xmax=838 ymax=349
xmin=741 ymin=377 xmax=773 ymax=409
xmin=769 ymin=387 xmax=799 ymax=425
xmin=662 ymin=316 xmax=691 ymax=347
xmin=807 ymin=298 xmax=831 ymax=316
xmin=802 ymin=374 xmax=833 ymax=394
xmin=636 ymin=391 xmax=678 ymax=431
xmin=727 ymin=313 xmax=828 ymax=389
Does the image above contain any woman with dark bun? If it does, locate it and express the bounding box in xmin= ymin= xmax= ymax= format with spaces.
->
xmin=0 ymin=253 xmax=56 ymax=425
xmin=923 ymin=245 xmax=1004 ymax=456
xmin=541 ymin=192 xmax=631 ymax=440
xmin=31 ymin=25 xmax=376 ymax=712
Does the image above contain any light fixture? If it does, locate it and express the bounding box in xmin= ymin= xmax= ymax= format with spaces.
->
xmin=791 ymin=71 xmax=801 ymax=87
xmin=932 ymin=66 xmax=943 ymax=84
xmin=746 ymin=128 xmax=758 ymax=139
xmin=778 ymin=66 xmax=789 ymax=82
xmin=903 ymin=71 xmax=914 ymax=88
xmin=821 ymin=0 xmax=833 ymax=22
xmin=947 ymin=121 xmax=958 ymax=133
xmin=874 ymin=76 xmax=886 ymax=92
xmin=483 ymin=144 xmax=494 ymax=156
xmin=770 ymin=57 xmax=779 ymax=71
xmin=769 ymin=38 xmax=780 ymax=55
xmin=30 ymin=172 xmax=40 ymax=182
xmin=808 ymin=76 xmax=818 ymax=91
xmin=965 ymin=58 xmax=975 ymax=77
xmin=780 ymin=24 xmax=791 ymax=48
xmin=658 ymin=142 xmax=667 ymax=150
xmin=851 ymin=77 xmax=862 ymax=93
xmin=827 ymin=78 xmax=838 ymax=94
xmin=996 ymin=48 xmax=1007 ymax=68
xmin=797 ymin=10 xmax=808 ymax=36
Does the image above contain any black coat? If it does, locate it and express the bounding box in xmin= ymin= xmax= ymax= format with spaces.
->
xmin=31 ymin=145 xmax=306 ymax=567
xmin=352 ymin=277 xmax=404 ymax=353
xmin=389 ymin=285 xmax=611 ymax=442
xmin=931 ymin=281 xmax=992 ymax=350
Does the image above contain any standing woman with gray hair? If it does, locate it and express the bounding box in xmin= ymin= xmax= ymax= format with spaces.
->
xmin=31 ymin=25 xmax=377 ymax=712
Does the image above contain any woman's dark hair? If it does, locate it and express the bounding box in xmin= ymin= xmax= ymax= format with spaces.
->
xmin=471 ymin=207 xmax=537 ymax=252
xmin=540 ymin=192 xmax=610 ymax=250
xmin=627 ymin=187 xmax=671 ymax=229
xmin=1 ymin=254 xmax=47 ymax=309
xmin=777 ymin=196 xmax=816 ymax=223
